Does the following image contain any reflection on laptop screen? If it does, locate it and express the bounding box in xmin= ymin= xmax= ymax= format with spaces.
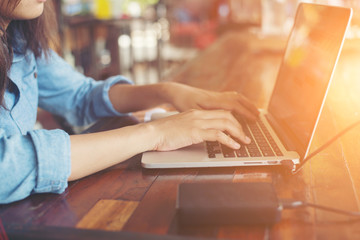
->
xmin=268 ymin=4 xmax=351 ymax=158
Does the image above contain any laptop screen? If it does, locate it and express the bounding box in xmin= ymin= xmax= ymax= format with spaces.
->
xmin=267 ymin=3 xmax=352 ymax=159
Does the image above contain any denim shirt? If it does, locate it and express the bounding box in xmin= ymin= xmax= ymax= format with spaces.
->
xmin=0 ymin=49 xmax=131 ymax=204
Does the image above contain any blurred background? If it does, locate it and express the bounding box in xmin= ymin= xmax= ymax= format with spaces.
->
xmin=54 ymin=0 xmax=360 ymax=84
xmin=39 ymin=0 xmax=360 ymax=131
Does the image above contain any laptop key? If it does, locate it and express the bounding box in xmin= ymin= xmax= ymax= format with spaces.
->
xmin=262 ymin=151 xmax=275 ymax=157
xmin=208 ymin=153 xmax=216 ymax=158
xmin=249 ymin=152 xmax=262 ymax=157
xmin=206 ymin=141 xmax=220 ymax=147
xmin=235 ymin=147 xmax=248 ymax=157
xmin=206 ymin=145 xmax=221 ymax=154
xmin=220 ymin=144 xmax=235 ymax=158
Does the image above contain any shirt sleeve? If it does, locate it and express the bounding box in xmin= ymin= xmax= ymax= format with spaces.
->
xmin=0 ymin=128 xmax=71 ymax=204
xmin=36 ymin=50 xmax=133 ymax=126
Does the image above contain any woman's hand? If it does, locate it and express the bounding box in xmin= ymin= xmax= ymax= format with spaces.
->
xmin=145 ymin=109 xmax=251 ymax=152
xmin=109 ymin=82 xmax=259 ymax=121
xmin=69 ymin=108 xmax=250 ymax=180
xmin=164 ymin=82 xmax=259 ymax=120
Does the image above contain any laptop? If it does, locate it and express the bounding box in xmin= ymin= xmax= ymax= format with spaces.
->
xmin=141 ymin=3 xmax=352 ymax=169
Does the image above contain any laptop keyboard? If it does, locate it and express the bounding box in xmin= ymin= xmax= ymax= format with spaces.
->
xmin=206 ymin=117 xmax=283 ymax=158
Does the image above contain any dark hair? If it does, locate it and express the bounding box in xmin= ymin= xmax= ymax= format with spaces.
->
xmin=0 ymin=0 xmax=58 ymax=107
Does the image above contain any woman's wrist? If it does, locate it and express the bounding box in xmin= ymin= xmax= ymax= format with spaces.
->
xmin=157 ymin=82 xmax=183 ymax=108
xmin=134 ymin=122 xmax=159 ymax=152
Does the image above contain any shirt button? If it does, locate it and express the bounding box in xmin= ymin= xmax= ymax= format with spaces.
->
xmin=34 ymin=72 xmax=38 ymax=78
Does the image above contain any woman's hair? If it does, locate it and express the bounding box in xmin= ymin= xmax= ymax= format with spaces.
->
xmin=0 ymin=0 xmax=58 ymax=108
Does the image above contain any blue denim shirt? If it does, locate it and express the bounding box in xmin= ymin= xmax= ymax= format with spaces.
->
xmin=0 ymin=49 xmax=131 ymax=204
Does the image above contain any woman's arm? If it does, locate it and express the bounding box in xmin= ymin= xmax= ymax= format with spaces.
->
xmin=37 ymin=50 xmax=133 ymax=127
xmin=108 ymin=82 xmax=259 ymax=119
xmin=69 ymin=109 xmax=250 ymax=181
xmin=0 ymin=129 xmax=70 ymax=204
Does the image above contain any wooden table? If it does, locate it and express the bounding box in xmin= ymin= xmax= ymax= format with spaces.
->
xmin=2 ymin=31 xmax=360 ymax=240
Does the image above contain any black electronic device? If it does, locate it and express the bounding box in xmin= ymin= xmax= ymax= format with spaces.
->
xmin=176 ymin=182 xmax=282 ymax=225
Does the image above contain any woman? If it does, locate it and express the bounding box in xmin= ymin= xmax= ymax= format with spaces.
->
xmin=0 ymin=0 xmax=259 ymax=204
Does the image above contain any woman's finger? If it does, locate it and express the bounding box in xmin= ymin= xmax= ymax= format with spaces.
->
xmin=195 ymin=118 xmax=250 ymax=144
xmin=199 ymin=129 xmax=241 ymax=149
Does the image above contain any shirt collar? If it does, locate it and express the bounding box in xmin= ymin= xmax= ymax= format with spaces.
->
xmin=12 ymin=51 xmax=25 ymax=63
